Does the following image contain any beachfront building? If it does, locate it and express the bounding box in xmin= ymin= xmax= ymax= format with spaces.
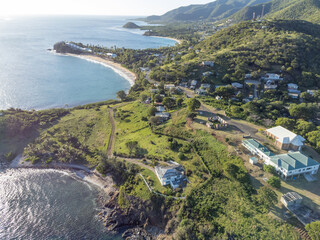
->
xmin=242 ymin=139 xmax=274 ymax=161
xmin=266 ymin=126 xmax=305 ymax=151
xmin=155 ymin=164 xmax=187 ymax=189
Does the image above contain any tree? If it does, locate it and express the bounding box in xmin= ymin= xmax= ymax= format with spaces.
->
xmin=289 ymin=103 xmax=317 ymax=121
xmin=148 ymin=106 xmax=157 ymax=116
xmin=305 ymin=221 xmax=320 ymax=240
xmin=256 ymin=186 xmax=278 ymax=211
xmin=307 ymin=130 xmax=320 ymax=151
xmin=162 ymin=97 xmax=176 ymax=109
xmin=267 ymin=176 xmax=281 ymax=189
xmin=141 ymin=94 xmax=148 ymax=102
xmin=214 ymin=85 xmax=235 ymax=100
xmin=295 ymin=120 xmax=316 ymax=136
xmin=149 ymin=116 xmax=162 ymax=128
xmin=154 ymin=94 xmax=163 ymax=103
xmin=300 ymin=92 xmax=314 ymax=102
xmin=118 ymin=186 xmax=130 ymax=209
xmin=264 ymin=165 xmax=276 ymax=174
xmin=116 ymin=90 xmax=127 ymax=101
xmin=187 ymin=98 xmax=201 ymax=111
xmin=176 ymin=98 xmax=184 ymax=107
xmin=125 ymin=140 xmax=138 ymax=155
xmin=275 ymin=118 xmax=295 ymax=130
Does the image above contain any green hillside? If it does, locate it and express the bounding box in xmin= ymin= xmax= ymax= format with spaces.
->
xmin=198 ymin=19 xmax=320 ymax=86
xmin=151 ymin=19 xmax=320 ymax=88
xmin=144 ymin=0 xmax=271 ymax=22
xmin=233 ymin=0 xmax=320 ymax=23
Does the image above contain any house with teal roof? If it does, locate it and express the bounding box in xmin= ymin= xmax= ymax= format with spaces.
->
xmin=242 ymin=139 xmax=319 ymax=179
xmin=242 ymin=139 xmax=274 ymax=161
xmin=267 ymin=152 xmax=319 ymax=179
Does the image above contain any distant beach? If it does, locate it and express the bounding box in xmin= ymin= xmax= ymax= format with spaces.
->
xmin=66 ymin=53 xmax=137 ymax=87
xmin=150 ymin=35 xmax=182 ymax=44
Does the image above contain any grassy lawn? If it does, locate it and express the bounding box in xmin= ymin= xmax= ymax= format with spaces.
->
xmin=51 ymin=106 xmax=112 ymax=150
xmin=114 ymin=101 xmax=187 ymax=161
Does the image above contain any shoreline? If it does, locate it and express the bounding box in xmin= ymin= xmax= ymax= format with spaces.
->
xmin=8 ymin=154 xmax=116 ymax=196
xmin=65 ymin=53 xmax=137 ymax=87
xmin=149 ymin=35 xmax=182 ymax=44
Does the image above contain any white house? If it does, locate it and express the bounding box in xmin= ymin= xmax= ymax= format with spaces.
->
xmin=288 ymin=83 xmax=299 ymax=90
xmin=242 ymin=139 xmax=274 ymax=161
xmin=156 ymin=106 xmax=165 ymax=112
xmin=267 ymin=152 xmax=319 ymax=179
xmin=155 ymin=112 xmax=170 ymax=120
xmin=202 ymin=61 xmax=214 ymax=67
xmin=107 ymin=53 xmax=117 ymax=58
xmin=195 ymin=88 xmax=206 ymax=96
xmin=201 ymin=83 xmax=211 ymax=89
xmin=265 ymin=73 xmax=282 ymax=81
xmin=231 ymin=82 xmax=243 ymax=89
xmin=264 ymin=80 xmax=277 ymax=90
xmin=164 ymin=84 xmax=176 ymax=90
xmin=155 ymin=164 xmax=187 ymax=189
xmin=242 ymin=139 xmax=320 ymax=179
xmin=266 ymin=126 xmax=305 ymax=151
xmin=202 ymin=71 xmax=213 ymax=76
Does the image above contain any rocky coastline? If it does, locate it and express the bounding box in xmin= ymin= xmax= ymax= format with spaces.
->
xmin=98 ymin=191 xmax=165 ymax=239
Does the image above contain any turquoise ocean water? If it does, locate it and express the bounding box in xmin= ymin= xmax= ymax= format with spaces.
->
xmin=0 ymin=16 xmax=176 ymax=110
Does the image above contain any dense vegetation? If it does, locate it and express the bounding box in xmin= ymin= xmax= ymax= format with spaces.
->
xmin=143 ymin=0 xmax=270 ymax=22
xmin=233 ymin=0 xmax=320 ymax=24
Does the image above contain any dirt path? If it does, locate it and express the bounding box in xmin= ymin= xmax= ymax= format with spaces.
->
xmin=107 ymin=108 xmax=116 ymax=158
xmin=116 ymin=156 xmax=156 ymax=173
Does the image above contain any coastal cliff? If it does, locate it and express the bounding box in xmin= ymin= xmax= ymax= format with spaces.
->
xmin=99 ymin=191 xmax=177 ymax=239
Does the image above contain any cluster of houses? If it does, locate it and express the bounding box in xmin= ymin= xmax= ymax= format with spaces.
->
xmin=155 ymin=161 xmax=187 ymax=189
xmin=245 ymin=72 xmax=305 ymax=99
xmin=242 ymin=126 xmax=320 ymax=180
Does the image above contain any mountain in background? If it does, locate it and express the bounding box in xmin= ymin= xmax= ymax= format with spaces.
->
xmin=231 ymin=0 xmax=320 ymax=23
xmin=144 ymin=0 xmax=271 ymax=22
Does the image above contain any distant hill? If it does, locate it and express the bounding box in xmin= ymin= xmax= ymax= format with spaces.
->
xmin=144 ymin=0 xmax=271 ymax=22
xmin=232 ymin=0 xmax=320 ymax=23
xmin=123 ymin=22 xmax=141 ymax=29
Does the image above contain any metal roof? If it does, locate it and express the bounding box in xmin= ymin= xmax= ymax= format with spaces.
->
xmin=270 ymin=152 xmax=319 ymax=171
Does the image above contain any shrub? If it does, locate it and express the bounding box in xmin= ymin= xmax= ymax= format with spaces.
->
xmin=263 ymin=165 xmax=276 ymax=174
xmin=267 ymin=176 xmax=281 ymax=189
xmin=178 ymin=152 xmax=186 ymax=160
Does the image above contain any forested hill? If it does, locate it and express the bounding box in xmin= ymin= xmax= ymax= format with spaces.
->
xmin=232 ymin=0 xmax=320 ymax=23
xmin=195 ymin=20 xmax=320 ymax=86
xmin=144 ymin=0 xmax=271 ymax=22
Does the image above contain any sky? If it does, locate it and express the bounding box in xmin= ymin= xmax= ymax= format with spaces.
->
xmin=0 ymin=0 xmax=212 ymax=16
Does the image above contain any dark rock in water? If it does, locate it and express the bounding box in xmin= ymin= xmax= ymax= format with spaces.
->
xmin=122 ymin=228 xmax=154 ymax=240
xmin=123 ymin=22 xmax=141 ymax=29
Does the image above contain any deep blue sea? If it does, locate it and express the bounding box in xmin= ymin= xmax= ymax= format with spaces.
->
xmin=0 ymin=169 xmax=121 ymax=240
xmin=0 ymin=15 xmax=176 ymax=110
